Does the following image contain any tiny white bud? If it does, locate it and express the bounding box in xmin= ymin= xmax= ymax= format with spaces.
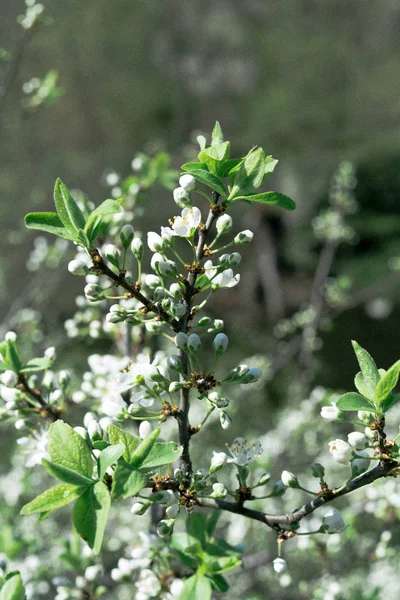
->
xmin=187 ymin=333 xmax=201 ymax=352
xmin=179 ymin=174 xmax=196 ymax=191
xmin=320 ymin=404 xmax=343 ymax=421
xmin=5 ymin=331 xmax=17 ymax=342
xmin=1 ymin=370 xmax=18 ymax=388
xmin=120 ymin=224 xmax=134 ymax=247
xmin=131 ymin=502 xmax=150 ymax=515
xmin=347 ymin=431 xmax=367 ymax=450
xmin=234 ymin=229 xmax=254 ymax=244
xmin=273 ymin=558 xmax=288 ymax=573
xmin=210 ymin=451 xmax=228 ymax=472
xmin=74 ymin=426 xmax=89 ymax=441
xmin=44 ymin=347 xmax=56 ymax=361
xmin=281 ymin=470 xmax=299 ymax=488
xmin=83 ymin=412 xmax=97 ymax=428
xmin=228 ymin=252 xmax=241 ymax=266
xmin=139 ymin=421 xmax=153 ymax=439
xmin=173 ymin=187 xmax=191 ymax=208
xmin=130 ymin=238 xmax=144 ymax=260
xmin=322 ymin=508 xmax=346 ymax=533
xmin=147 ymin=232 xmax=165 ymax=252
xmin=219 ymin=411 xmax=232 ymax=430
xmin=58 ymin=370 xmax=70 ymax=388
xmin=213 ymin=333 xmax=228 ymax=354
xmin=241 ymin=367 xmax=262 ymax=384
xmin=166 ymin=503 xmax=180 ymax=519
xmin=157 ymin=519 xmax=175 ymax=537
xmin=172 ymin=303 xmax=186 ymax=317
xmin=87 ymin=420 xmax=102 ymax=441
xmin=212 ymin=482 xmax=227 ymax=499
xmin=216 ymin=214 xmax=232 ymax=235
xmin=84 ymin=284 xmax=102 ymax=301
xmin=84 ymin=565 xmax=102 ymax=582
xmin=175 ymin=332 xmax=188 ymax=349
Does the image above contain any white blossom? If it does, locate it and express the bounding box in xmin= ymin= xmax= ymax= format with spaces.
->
xmin=147 ymin=231 xmax=165 ymax=252
xmin=321 ymin=404 xmax=342 ymax=421
xmin=227 ymin=437 xmax=263 ymax=466
xmin=328 ymin=439 xmax=352 ymax=465
xmin=16 ymin=428 xmax=49 ymax=467
xmin=273 ymin=558 xmax=288 ymax=573
xmin=139 ymin=421 xmax=153 ymax=439
xmin=212 ymin=268 xmax=240 ymax=289
xmin=172 ymin=207 xmax=201 ymax=237
xmin=348 ymin=431 xmax=368 ymax=450
xmin=0 ymin=370 xmax=18 ymax=388
xmin=179 ymin=174 xmax=196 ymax=191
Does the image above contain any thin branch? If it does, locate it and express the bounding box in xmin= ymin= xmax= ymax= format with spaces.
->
xmin=197 ymin=459 xmax=398 ymax=531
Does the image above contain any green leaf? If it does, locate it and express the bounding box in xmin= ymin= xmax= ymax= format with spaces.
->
xmin=24 ymin=212 xmax=78 ymax=241
xmin=203 ymin=555 xmax=241 ymax=574
xmin=98 ymin=444 xmax=124 ymax=480
xmin=139 ymin=441 xmax=182 ymax=470
xmin=48 ymin=421 xmax=93 ymax=478
xmin=217 ymin=158 xmax=243 ymax=178
xmin=112 ymin=462 xmax=148 ymax=499
xmin=228 ymin=147 xmax=265 ymax=199
xmin=130 ymin=427 xmax=161 ymax=468
xmin=182 ymin=168 xmax=227 ymax=199
xmin=336 ymin=392 xmax=379 ymax=413
xmin=351 ymin=341 xmax=381 ymax=398
xmin=0 ymin=572 xmax=26 ymax=600
xmin=206 ymin=510 xmax=221 ymax=537
xmin=20 ymin=357 xmax=52 ymax=373
xmin=208 ymin=573 xmax=229 ymax=593
xmin=42 ymin=459 xmax=94 ymax=487
xmin=199 ymin=142 xmax=230 ymax=175
xmin=211 ymin=121 xmax=224 ymax=144
xmin=231 ymin=191 xmax=295 ymax=210
xmin=54 ymin=179 xmax=86 ymax=233
xmin=354 ymin=372 xmax=374 ymax=401
xmin=186 ymin=514 xmax=207 ymax=545
xmin=72 ymin=481 xmax=111 ymax=554
xmin=0 ymin=340 xmax=22 ymax=373
xmin=178 ymin=574 xmax=212 ymax=600
xmin=181 ymin=162 xmax=208 ymax=171
xmin=85 ymin=199 xmax=123 ymax=240
xmin=375 ymin=360 xmax=400 ymax=407
xmin=381 ymin=393 xmax=400 ymax=413
xmin=107 ymin=425 xmax=141 ymax=463
xmin=20 ymin=483 xmax=85 ymax=515
xmin=171 ymin=533 xmax=203 ymax=558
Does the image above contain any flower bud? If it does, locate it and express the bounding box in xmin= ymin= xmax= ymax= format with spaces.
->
xmin=210 ymin=451 xmax=228 ymax=472
xmin=166 ymin=503 xmax=180 ymax=519
xmin=120 ymin=224 xmax=134 ymax=248
xmin=198 ymin=316 xmax=212 ymax=327
xmin=131 ymin=502 xmax=150 ymax=515
xmin=157 ymin=519 xmax=175 ymax=537
xmin=147 ymin=232 xmax=165 ymax=252
xmin=5 ymin=332 xmax=17 ymax=342
xmin=211 ymin=482 xmax=227 ymax=499
xmin=273 ymin=558 xmax=288 ymax=573
xmin=84 ymin=284 xmax=103 ymax=302
xmin=15 ymin=419 xmax=25 ymax=430
xmin=154 ymin=490 xmax=178 ymax=506
xmin=234 ymin=230 xmax=254 ymax=244
xmin=328 ymin=439 xmax=352 ymax=464
xmin=172 ymin=303 xmax=186 ymax=317
xmin=58 ymin=370 xmax=70 ymax=389
xmin=83 ymin=412 xmax=96 ymax=427
xmin=130 ymin=238 xmax=144 ymax=261
xmin=44 ymin=347 xmax=56 ymax=361
xmin=216 ymin=214 xmax=232 ymax=235
xmin=347 ymin=431 xmax=367 ymax=450
xmin=241 ymin=367 xmax=262 ymax=384
xmin=179 ymin=174 xmax=196 ymax=192
xmin=167 ymin=355 xmax=183 ymax=372
xmin=228 ymin=252 xmax=241 ymax=267
xmin=84 ymin=565 xmax=102 ymax=582
xmin=281 ymin=470 xmax=299 ymax=488
xmin=322 ymin=509 xmax=346 ymax=533
xmin=174 ymin=332 xmax=188 ymax=350
xmin=213 ymin=333 xmax=228 ymax=354
xmin=173 ymin=187 xmax=191 ymax=208
xmin=1 ymin=370 xmax=18 ymax=388
xmin=87 ymin=420 xmax=103 ymax=441
xmin=169 ymin=381 xmax=184 ymax=392
xmin=105 ymin=244 xmax=121 ymax=267
xmin=270 ymin=480 xmax=286 ymax=497
xmin=68 ymin=259 xmax=88 ymax=276
xmin=256 ymin=472 xmax=271 ymax=486
xmin=219 ymin=411 xmax=231 ymax=430
xmin=320 ymin=404 xmax=343 ymax=421
xmin=311 ymin=463 xmax=325 ymax=479
xmin=139 ymin=420 xmax=153 ymax=439
xmin=187 ymin=334 xmax=201 ymax=352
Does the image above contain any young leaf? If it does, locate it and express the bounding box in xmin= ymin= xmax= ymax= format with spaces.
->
xmin=139 ymin=441 xmax=182 ymax=470
xmin=97 ymin=444 xmax=124 ymax=480
xmin=24 ymin=212 xmax=78 ymax=241
xmin=0 ymin=340 xmax=22 ymax=373
xmin=20 ymin=483 xmax=85 ymax=515
xmin=72 ymin=481 xmax=111 ymax=555
xmin=351 ymin=341 xmax=381 ymax=398
xmin=336 ymin=392 xmax=379 ymax=413
xmin=85 ymin=199 xmax=123 ymax=240
xmin=230 ymin=191 xmax=295 ymax=210
xmin=130 ymin=427 xmax=161 ymax=468
xmin=207 ymin=573 xmax=229 ymax=593
xmin=20 ymin=357 xmax=52 ymax=373
xmin=375 ymin=360 xmax=400 ymax=407
xmin=54 ymin=179 xmax=86 ymax=233
xmin=211 ymin=121 xmax=224 ymax=144
xmin=48 ymin=421 xmax=93 ymax=478
xmin=381 ymin=393 xmax=400 ymax=413
xmin=186 ymin=513 xmax=207 ymax=545
xmin=0 ymin=571 xmax=26 ymax=600
xmin=354 ymin=372 xmax=374 ymax=401
xmin=182 ymin=168 xmax=227 ymax=199
xmin=42 ymin=459 xmax=94 ymax=487
xmin=178 ymin=574 xmax=212 ymax=600
xmin=181 ymin=162 xmax=208 ymax=172
xmin=111 ymin=462 xmax=148 ymax=499
xmin=107 ymin=425 xmax=141 ymax=463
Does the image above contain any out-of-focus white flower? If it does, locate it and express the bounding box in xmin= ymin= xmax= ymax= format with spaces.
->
xmin=139 ymin=421 xmax=153 ymax=439
xmin=281 ymin=470 xmax=299 ymax=488
xmin=147 ymin=232 xmax=165 ymax=252
xmin=0 ymin=370 xmax=18 ymax=388
xmin=347 ymin=431 xmax=368 ymax=450
xmin=322 ymin=509 xmax=346 ymax=533
xmin=84 ymin=565 xmax=102 ymax=582
xmin=170 ymin=578 xmax=184 ymax=597
xmin=273 ymin=558 xmax=288 ymax=573
xmin=227 ymin=437 xmax=263 ymax=466
xmin=44 ymin=346 xmax=56 ymax=361
xmin=17 ymin=428 xmax=49 ymax=467
xmin=328 ymin=439 xmax=352 ymax=464
xmin=172 ymin=207 xmax=201 ymax=237
xmin=68 ymin=259 xmax=88 ymax=276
